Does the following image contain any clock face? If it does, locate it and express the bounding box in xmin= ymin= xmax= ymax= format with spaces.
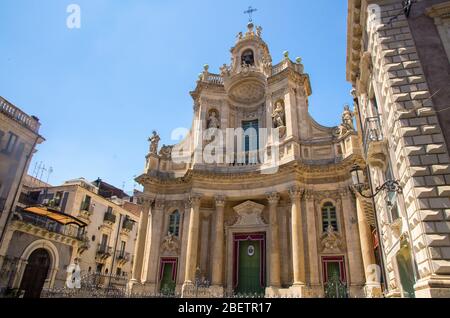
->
xmin=247 ymin=244 xmax=255 ymax=257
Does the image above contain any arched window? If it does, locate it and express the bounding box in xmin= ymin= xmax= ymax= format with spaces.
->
xmin=241 ymin=49 xmax=255 ymax=66
xmin=322 ymin=202 xmax=338 ymax=232
xmin=168 ymin=210 xmax=181 ymax=236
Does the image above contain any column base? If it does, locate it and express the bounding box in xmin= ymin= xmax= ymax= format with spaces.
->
xmin=363 ymin=283 xmax=383 ymax=298
xmin=208 ymin=285 xmax=224 ymax=298
xmin=414 ymin=275 xmax=450 ymax=298
xmin=288 ymin=284 xmax=306 ymax=298
xmin=385 ymin=290 xmax=402 ymax=298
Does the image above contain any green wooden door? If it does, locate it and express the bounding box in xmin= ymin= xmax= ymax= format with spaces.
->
xmin=160 ymin=263 xmax=175 ymax=295
xmin=236 ymin=240 xmax=264 ymax=296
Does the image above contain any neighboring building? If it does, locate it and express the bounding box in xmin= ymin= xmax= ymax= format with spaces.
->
xmin=347 ymin=0 xmax=450 ymax=297
xmin=130 ymin=22 xmax=382 ymax=298
xmin=0 ymin=177 xmax=141 ymax=297
xmin=0 ymin=96 xmax=44 ymax=246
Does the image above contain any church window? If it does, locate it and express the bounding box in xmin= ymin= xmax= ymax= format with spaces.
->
xmin=241 ymin=49 xmax=255 ymax=66
xmin=322 ymin=202 xmax=338 ymax=232
xmin=168 ymin=210 xmax=180 ymax=237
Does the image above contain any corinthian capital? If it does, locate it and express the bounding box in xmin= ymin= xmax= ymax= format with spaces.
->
xmin=266 ymin=192 xmax=280 ymax=205
xmin=154 ymin=198 xmax=165 ymax=210
xmin=215 ymin=195 xmax=226 ymax=208
xmin=186 ymin=193 xmax=202 ymax=209
xmin=288 ymin=186 xmax=304 ymax=200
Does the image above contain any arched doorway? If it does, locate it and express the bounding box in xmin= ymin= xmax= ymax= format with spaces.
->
xmin=19 ymin=248 xmax=51 ymax=298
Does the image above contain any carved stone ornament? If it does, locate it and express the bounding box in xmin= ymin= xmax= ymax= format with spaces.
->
xmin=161 ymin=232 xmax=179 ymax=255
xmin=159 ymin=144 xmax=173 ymax=159
xmin=320 ymin=225 xmax=345 ymax=253
xmin=231 ymin=200 xmax=266 ymax=226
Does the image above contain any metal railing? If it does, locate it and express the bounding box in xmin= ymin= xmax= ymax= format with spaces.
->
xmin=13 ymin=211 xmax=84 ymax=240
xmin=0 ymin=97 xmax=41 ymax=133
xmin=96 ymin=244 xmax=112 ymax=255
xmin=122 ymin=218 xmax=134 ymax=231
xmin=363 ymin=116 xmax=384 ymax=155
xmin=103 ymin=211 xmax=116 ymax=224
xmin=116 ymin=251 xmax=130 ymax=262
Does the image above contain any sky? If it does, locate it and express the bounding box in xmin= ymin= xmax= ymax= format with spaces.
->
xmin=0 ymin=0 xmax=353 ymax=194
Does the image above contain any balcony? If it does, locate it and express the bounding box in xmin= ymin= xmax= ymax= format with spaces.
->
xmin=103 ymin=211 xmax=116 ymax=225
xmin=116 ymin=251 xmax=130 ymax=265
xmin=0 ymin=96 xmax=41 ymax=134
xmin=79 ymin=202 xmax=94 ymax=220
xmin=363 ymin=116 xmax=388 ymax=169
xmin=96 ymin=244 xmax=112 ymax=261
xmin=11 ymin=211 xmax=85 ymax=243
xmin=121 ymin=218 xmax=134 ymax=233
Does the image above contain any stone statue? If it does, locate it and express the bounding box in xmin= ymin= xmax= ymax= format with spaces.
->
xmin=148 ymin=131 xmax=160 ymax=154
xmin=342 ymin=104 xmax=354 ymax=131
xmin=334 ymin=105 xmax=355 ymax=137
xmin=272 ymin=101 xmax=285 ymax=128
xmin=236 ymin=32 xmax=243 ymax=41
xmin=159 ymin=144 xmax=173 ymax=159
xmin=256 ymin=26 xmax=262 ymax=37
xmin=207 ymin=110 xmax=220 ymax=129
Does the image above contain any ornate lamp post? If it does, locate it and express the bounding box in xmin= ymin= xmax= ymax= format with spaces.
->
xmin=350 ymin=164 xmax=402 ymax=198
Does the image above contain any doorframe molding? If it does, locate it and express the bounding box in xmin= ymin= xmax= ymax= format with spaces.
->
xmin=13 ymin=239 xmax=60 ymax=290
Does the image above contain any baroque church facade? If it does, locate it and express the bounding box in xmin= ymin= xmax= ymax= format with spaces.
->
xmin=130 ymin=22 xmax=380 ymax=298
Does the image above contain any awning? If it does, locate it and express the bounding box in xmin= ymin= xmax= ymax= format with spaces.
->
xmin=23 ymin=206 xmax=87 ymax=227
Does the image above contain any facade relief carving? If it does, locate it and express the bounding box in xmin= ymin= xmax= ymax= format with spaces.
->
xmin=320 ymin=225 xmax=345 ymax=253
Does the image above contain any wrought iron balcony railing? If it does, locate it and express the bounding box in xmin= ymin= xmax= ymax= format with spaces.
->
xmin=122 ymin=218 xmax=134 ymax=231
xmin=116 ymin=251 xmax=130 ymax=262
xmin=103 ymin=212 xmax=116 ymax=224
xmin=96 ymin=244 xmax=112 ymax=256
xmin=13 ymin=211 xmax=84 ymax=240
xmin=363 ymin=116 xmax=384 ymax=155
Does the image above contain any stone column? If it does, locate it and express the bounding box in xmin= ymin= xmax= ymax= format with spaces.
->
xmin=211 ymin=196 xmax=225 ymax=289
xmin=182 ymin=194 xmax=201 ymax=295
xmin=267 ymin=192 xmax=281 ymax=289
xmin=142 ymin=199 xmax=165 ymax=293
xmin=355 ymin=193 xmax=382 ymax=297
xmin=289 ymin=186 xmax=306 ymax=294
xmin=340 ymin=190 xmax=365 ymax=296
xmin=129 ymin=196 xmax=153 ymax=289
xmin=305 ymin=190 xmax=321 ymax=296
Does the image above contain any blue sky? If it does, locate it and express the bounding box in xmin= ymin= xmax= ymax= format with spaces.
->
xmin=0 ymin=0 xmax=352 ymax=194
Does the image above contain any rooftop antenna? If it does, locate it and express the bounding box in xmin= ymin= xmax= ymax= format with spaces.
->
xmin=46 ymin=167 xmax=53 ymax=184
xmin=244 ymin=6 xmax=257 ymax=23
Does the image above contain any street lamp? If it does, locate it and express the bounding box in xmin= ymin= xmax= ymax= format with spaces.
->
xmin=350 ymin=164 xmax=402 ymax=198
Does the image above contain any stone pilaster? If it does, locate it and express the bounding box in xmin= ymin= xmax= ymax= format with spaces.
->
xmin=267 ymin=192 xmax=281 ymax=289
xmin=340 ymin=189 xmax=366 ymax=296
xmin=355 ymin=193 xmax=382 ymax=297
xmin=182 ymin=194 xmax=202 ymax=296
xmin=288 ymin=186 xmax=306 ymax=295
xmin=210 ymin=195 xmax=226 ymax=297
xmin=304 ymin=190 xmax=321 ymax=296
xmin=129 ymin=196 xmax=153 ymax=290
xmin=141 ymin=198 xmax=165 ymax=293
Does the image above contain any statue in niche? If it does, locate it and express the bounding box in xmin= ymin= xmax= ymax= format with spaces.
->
xmin=207 ymin=110 xmax=220 ymax=129
xmin=148 ymin=130 xmax=160 ymax=154
xmin=272 ymin=100 xmax=286 ymax=128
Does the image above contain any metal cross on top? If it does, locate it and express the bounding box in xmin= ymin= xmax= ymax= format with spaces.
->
xmin=244 ymin=6 xmax=257 ymax=22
